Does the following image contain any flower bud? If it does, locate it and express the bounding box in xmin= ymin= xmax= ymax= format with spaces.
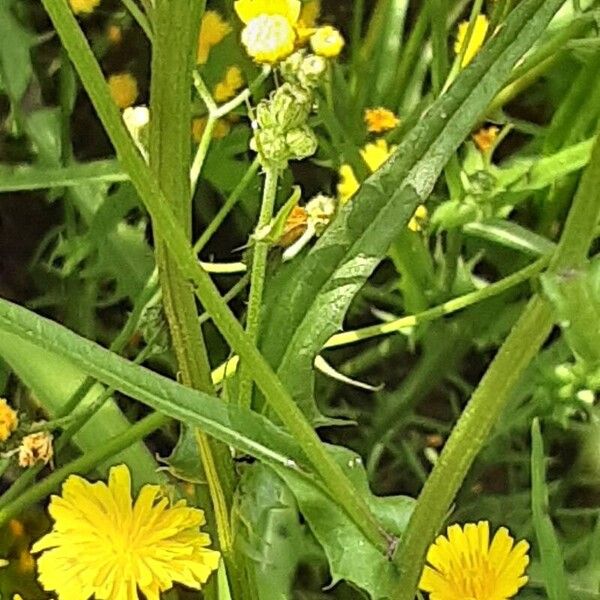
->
xmin=271 ymin=83 xmax=312 ymax=129
xmin=252 ymin=129 xmax=290 ymax=169
xmin=285 ymin=126 xmax=318 ymax=161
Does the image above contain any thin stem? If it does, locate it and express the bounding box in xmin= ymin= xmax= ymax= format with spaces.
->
xmin=392 ymin=131 xmax=600 ymax=599
xmin=324 ymin=256 xmax=550 ymax=349
xmin=0 ymin=412 xmax=168 ymax=527
xmin=121 ymin=0 xmax=152 ymax=40
xmin=238 ymin=168 xmax=279 ymax=409
xmin=40 ymin=0 xmax=390 ymax=553
xmin=193 ymin=158 xmax=260 ymax=255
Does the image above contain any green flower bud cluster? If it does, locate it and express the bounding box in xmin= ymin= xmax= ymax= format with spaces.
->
xmin=535 ymin=360 xmax=599 ymax=427
xmin=251 ymin=83 xmax=318 ymax=170
xmin=280 ymin=50 xmax=328 ymax=90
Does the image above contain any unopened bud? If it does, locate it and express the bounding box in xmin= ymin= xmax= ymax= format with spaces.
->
xmin=285 ymin=126 xmax=318 ymax=161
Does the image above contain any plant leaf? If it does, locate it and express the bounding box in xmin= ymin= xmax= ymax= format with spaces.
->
xmin=541 ymin=258 xmax=600 ymax=367
xmin=260 ymin=0 xmax=567 ymax=420
xmin=273 ymin=444 xmax=414 ymax=598
xmin=0 ymin=296 xmax=308 ymax=470
xmin=0 ymin=331 xmax=163 ymax=487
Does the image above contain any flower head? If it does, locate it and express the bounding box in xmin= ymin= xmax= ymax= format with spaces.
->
xmin=108 ymin=73 xmax=139 ymax=109
xmin=364 ymin=107 xmax=400 ymax=133
xmin=235 ymin=0 xmax=301 ymax=63
xmin=69 ymin=0 xmax=100 ymax=15
xmin=214 ymin=66 xmax=245 ymax=103
xmin=32 ymin=464 xmax=220 ymax=600
xmin=455 ymin=15 xmax=489 ymax=67
xmin=18 ymin=432 xmax=54 ymax=467
xmin=473 ymin=125 xmax=500 ymax=153
xmin=197 ymin=11 xmax=232 ymax=65
xmin=419 ymin=521 xmax=530 ymax=600
xmin=0 ymin=398 xmax=18 ymax=442
xmin=310 ymin=26 xmax=345 ymax=58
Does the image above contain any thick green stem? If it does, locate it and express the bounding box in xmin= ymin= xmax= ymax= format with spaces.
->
xmin=393 ymin=131 xmax=600 ymax=599
xmin=40 ymin=0 xmax=390 ymax=553
xmin=148 ymin=0 xmax=236 ymax=585
xmin=238 ymin=168 xmax=279 ymax=408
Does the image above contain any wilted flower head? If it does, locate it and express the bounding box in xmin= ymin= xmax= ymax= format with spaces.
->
xmin=32 ymin=464 xmax=220 ymax=600
xmin=18 ymin=431 xmax=54 ymax=468
xmin=472 ymin=125 xmax=500 ymax=153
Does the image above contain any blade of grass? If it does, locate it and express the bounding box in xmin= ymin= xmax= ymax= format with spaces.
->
xmin=531 ymin=418 xmax=571 ymax=600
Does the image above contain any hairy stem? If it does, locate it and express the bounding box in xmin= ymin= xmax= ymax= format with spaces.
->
xmin=238 ymin=168 xmax=279 ymax=408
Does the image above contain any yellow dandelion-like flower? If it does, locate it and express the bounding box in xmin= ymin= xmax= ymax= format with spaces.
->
xmin=310 ymin=25 xmax=345 ymax=58
xmin=214 ymin=66 xmax=245 ymax=103
xmin=0 ymin=558 xmax=8 ymax=568
xmin=419 ymin=521 xmax=530 ymax=600
xmin=235 ymin=0 xmax=301 ymax=64
xmin=108 ymin=73 xmax=139 ymax=109
xmin=68 ymin=0 xmax=100 ymax=15
xmin=32 ymin=464 xmax=220 ymax=600
xmin=364 ymin=107 xmax=400 ymax=134
xmin=106 ymin=24 xmax=123 ymax=45
xmin=455 ymin=15 xmax=489 ymax=67
xmin=473 ymin=125 xmax=500 ymax=153
xmin=18 ymin=432 xmax=54 ymax=468
xmin=197 ymin=11 xmax=232 ymax=65
xmin=0 ymin=398 xmax=18 ymax=443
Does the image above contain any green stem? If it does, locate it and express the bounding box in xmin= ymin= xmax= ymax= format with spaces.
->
xmin=148 ymin=1 xmax=236 ymax=586
xmin=324 ymin=256 xmax=549 ymax=349
xmin=0 ymin=412 xmax=168 ymax=527
xmin=238 ymin=168 xmax=279 ymax=409
xmin=194 ymin=158 xmax=260 ymax=255
xmin=41 ymin=0 xmax=390 ymax=553
xmin=392 ymin=131 xmax=600 ymax=599
xmin=121 ymin=0 xmax=153 ymax=39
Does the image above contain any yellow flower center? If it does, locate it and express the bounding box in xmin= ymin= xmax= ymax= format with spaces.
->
xmin=241 ymin=14 xmax=296 ymax=64
xmin=310 ymin=25 xmax=345 ymax=58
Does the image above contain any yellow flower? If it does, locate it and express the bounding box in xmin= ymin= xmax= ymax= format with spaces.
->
xmin=455 ymin=15 xmax=489 ymax=67
xmin=310 ymin=25 xmax=345 ymax=58
xmin=108 ymin=73 xmax=139 ymax=109
xmin=337 ymin=139 xmax=393 ymax=204
xmin=296 ymin=0 xmax=320 ymax=42
xmin=235 ymin=0 xmax=301 ymax=64
xmin=197 ymin=11 xmax=232 ymax=65
xmin=32 ymin=464 xmax=220 ymax=600
xmin=69 ymin=0 xmax=100 ymax=15
xmin=192 ymin=117 xmax=231 ymax=142
xmin=0 ymin=398 xmax=18 ymax=442
xmin=18 ymin=432 xmax=54 ymax=468
xmin=408 ymin=204 xmax=428 ymax=232
xmin=0 ymin=558 xmax=8 ymax=568
xmin=214 ymin=66 xmax=245 ymax=103
xmin=419 ymin=521 xmax=530 ymax=600
xmin=473 ymin=125 xmax=500 ymax=153
xmin=364 ymin=107 xmax=400 ymax=134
